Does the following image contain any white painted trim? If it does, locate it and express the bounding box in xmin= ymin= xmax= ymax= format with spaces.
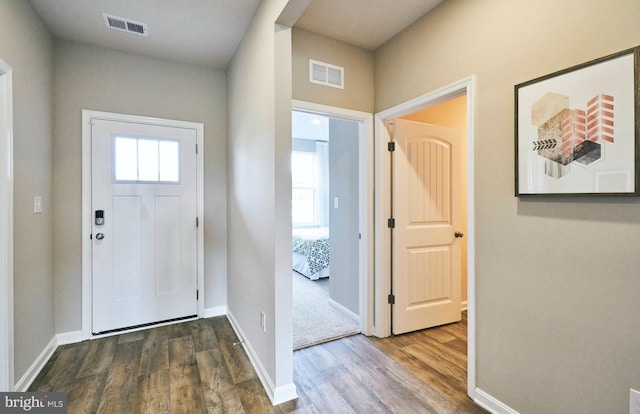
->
xmin=272 ymin=383 xmax=298 ymax=406
xmin=474 ymin=388 xmax=520 ymax=414
xmin=0 ymin=59 xmax=13 ymax=392
xmin=291 ymin=100 xmax=374 ymax=336
xmin=81 ymin=110 xmax=205 ymax=340
xmin=328 ymin=298 xmax=360 ymax=323
xmin=56 ymin=331 xmax=83 ymax=346
xmin=226 ymin=311 xmax=298 ymax=405
xmin=203 ymin=306 xmax=227 ymax=318
xmin=13 ymin=336 xmax=56 ymax=392
xmin=374 ymin=116 xmax=391 ymax=338
xmin=373 ymin=76 xmax=477 ymax=398
xmin=465 ymin=78 xmax=478 ymax=398
xmin=81 ymin=112 xmax=92 ymax=340
xmin=195 ymin=123 xmax=205 ymax=320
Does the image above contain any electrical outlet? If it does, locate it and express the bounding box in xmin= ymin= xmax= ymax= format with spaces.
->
xmin=260 ymin=311 xmax=266 ymax=333
xmin=631 ymin=389 xmax=640 ymax=414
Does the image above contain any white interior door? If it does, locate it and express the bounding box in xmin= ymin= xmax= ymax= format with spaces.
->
xmin=91 ymin=119 xmax=198 ymax=334
xmin=391 ymin=119 xmax=462 ymax=335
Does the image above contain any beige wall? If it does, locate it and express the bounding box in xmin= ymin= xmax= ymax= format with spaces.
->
xmin=52 ymin=40 xmax=228 ymax=332
xmin=401 ymin=94 xmax=468 ymax=303
xmin=0 ymin=0 xmax=55 ymax=383
xmin=227 ymin=0 xmax=295 ymax=398
xmin=292 ymin=28 xmax=374 ymax=113
xmin=375 ymin=1 xmax=640 ymax=413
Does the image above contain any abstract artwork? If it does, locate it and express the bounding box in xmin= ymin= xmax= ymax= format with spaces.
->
xmin=515 ymin=47 xmax=639 ymax=196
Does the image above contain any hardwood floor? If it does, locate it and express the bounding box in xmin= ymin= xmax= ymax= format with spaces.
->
xmin=30 ymin=313 xmax=487 ymax=413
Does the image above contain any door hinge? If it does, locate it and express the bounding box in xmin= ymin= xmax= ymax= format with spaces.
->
xmin=388 ymin=218 xmax=395 ymax=228
xmin=196 ymin=217 xmax=199 ymax=228
xmin=196 ymin=289 xmax=199 ymax=300
xmin=388 ymin=141 xmax=395 ymax=152
xmin=195 ymin=144 xmax=198 ymax=154
xmin=388 ymin=294 xmax=395 ymax=305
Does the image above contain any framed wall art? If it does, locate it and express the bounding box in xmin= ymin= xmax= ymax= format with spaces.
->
xmin=515 ymin=46 xmax=640 ymax=196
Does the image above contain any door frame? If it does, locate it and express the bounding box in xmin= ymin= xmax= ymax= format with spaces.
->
xmin=292 ymin=100 xmax=374 ymax=335
xmin=374 ymin=76 xmax=477 ymax=398
xmin=81 ymin=110 xmax=205 ymax=340
xmin=0 ymin=58 xmax=14 ymax=391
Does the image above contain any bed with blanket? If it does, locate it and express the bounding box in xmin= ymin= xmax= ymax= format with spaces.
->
xmin=292 ymin=227 xmax=330 ymax=280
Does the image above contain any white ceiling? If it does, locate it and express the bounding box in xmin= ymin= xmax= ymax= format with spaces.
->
xmin=295 ymin=0 xmax=444 ymax=50
xmin=30 ymin=0 xmax=444 ymax=70
xmin=30 ymin=0 xmax=263 ymax=70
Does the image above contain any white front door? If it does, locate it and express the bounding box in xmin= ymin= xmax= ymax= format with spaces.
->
xmin=391 ymin=119 xmax=462 ymax=335
xmin=91 ymin=119 xmax=198 ymax=334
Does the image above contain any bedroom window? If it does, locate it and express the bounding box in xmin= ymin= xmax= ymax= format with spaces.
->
xmin=292 ymin=151 xmax=317 ymax=227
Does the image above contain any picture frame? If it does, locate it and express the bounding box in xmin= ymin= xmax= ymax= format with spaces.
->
xmin=515 ymin=46 xmax=640 ymax=196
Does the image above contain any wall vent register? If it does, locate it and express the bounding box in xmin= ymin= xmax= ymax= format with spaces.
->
xmin=309 ymin=59 xmax=344 ymax=89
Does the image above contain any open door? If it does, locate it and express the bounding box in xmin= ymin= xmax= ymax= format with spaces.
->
xmin=391 ymin=119 xmax=463 ymax=335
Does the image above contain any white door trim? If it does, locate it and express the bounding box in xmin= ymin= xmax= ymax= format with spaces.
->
xmin=373 ymin=75 xmax=477 ymax=398
xmin=81 ymin=110 xmax=205 ymax=340
xmin=0 ymin=58 xmax=14 ymax=391
xmin=291 ymin=100 xmax=374 ymax=335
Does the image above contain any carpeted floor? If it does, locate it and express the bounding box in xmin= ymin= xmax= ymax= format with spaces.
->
xmin=292 ymin=271 xmax=359 ymax=350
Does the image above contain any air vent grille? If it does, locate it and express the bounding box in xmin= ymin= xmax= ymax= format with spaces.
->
xmin=309 ymin=59 xmax=344 ymax=89
xmin=103 ymin=13 xmax=147 ymax=36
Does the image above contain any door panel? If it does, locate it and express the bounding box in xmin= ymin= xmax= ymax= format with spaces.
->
xmin=91 ymin=119 xmax=197 ymax=334
xmin=155 ymin=195 xmax=182 ymax=295
xmin=392 ymin=119 xmax=462 ymax=335
xmin=112 ymin=196 xmax=142 ymax=301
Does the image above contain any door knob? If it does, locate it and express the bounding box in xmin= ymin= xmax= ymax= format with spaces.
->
xmin=95 ymin=233 xmax=105 ymax=240
xmin=455 ymin=231 xmax=464 ymax=238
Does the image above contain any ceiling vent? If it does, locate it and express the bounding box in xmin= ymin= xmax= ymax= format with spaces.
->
xmin=103 ymin=13 xmax=147 ymax=36
xmin=309 ymin=59 xmax=344 ymax=89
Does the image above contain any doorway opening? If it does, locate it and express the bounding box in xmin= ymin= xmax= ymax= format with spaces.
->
xmin=374 ymin=76 xmax=476 ymax=397
xmin=291 ymin=101 xmax=374 ymax=350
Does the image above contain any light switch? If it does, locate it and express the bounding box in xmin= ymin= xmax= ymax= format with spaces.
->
xmin=334 ymin=197 xmax=339 ymax=208
xmin=34 ymin=196 xmax=42 ymax=214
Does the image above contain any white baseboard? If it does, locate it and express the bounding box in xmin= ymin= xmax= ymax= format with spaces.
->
xmin=474 ymin=388 xmax=520 ymax=414
xmin=14 ymin=330 xmax=84 ymax=392
xmin=56 ymin=330 xmax=82 ymax=346
xmin=272 ymin=382 xmax=298 ymax=405
xmin=14 ymin=336 xmax=57 ymax=392
xmin=226 ymin=311 xmax=297 ymax=406
xmin=328 ymin=298 xmax=360 ymax=323
xmin=203 ymin=306 xmax=227 ymax=318
xmin=461 ymin=300 xmax=468 ymax=311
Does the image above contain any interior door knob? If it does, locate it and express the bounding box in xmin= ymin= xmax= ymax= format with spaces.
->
xmin=455 ymin=231 xmax=464 ymax=238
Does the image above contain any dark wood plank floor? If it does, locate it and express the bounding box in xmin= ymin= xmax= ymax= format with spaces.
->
xmin=30 ymin=313 xmax=487 ymax=414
